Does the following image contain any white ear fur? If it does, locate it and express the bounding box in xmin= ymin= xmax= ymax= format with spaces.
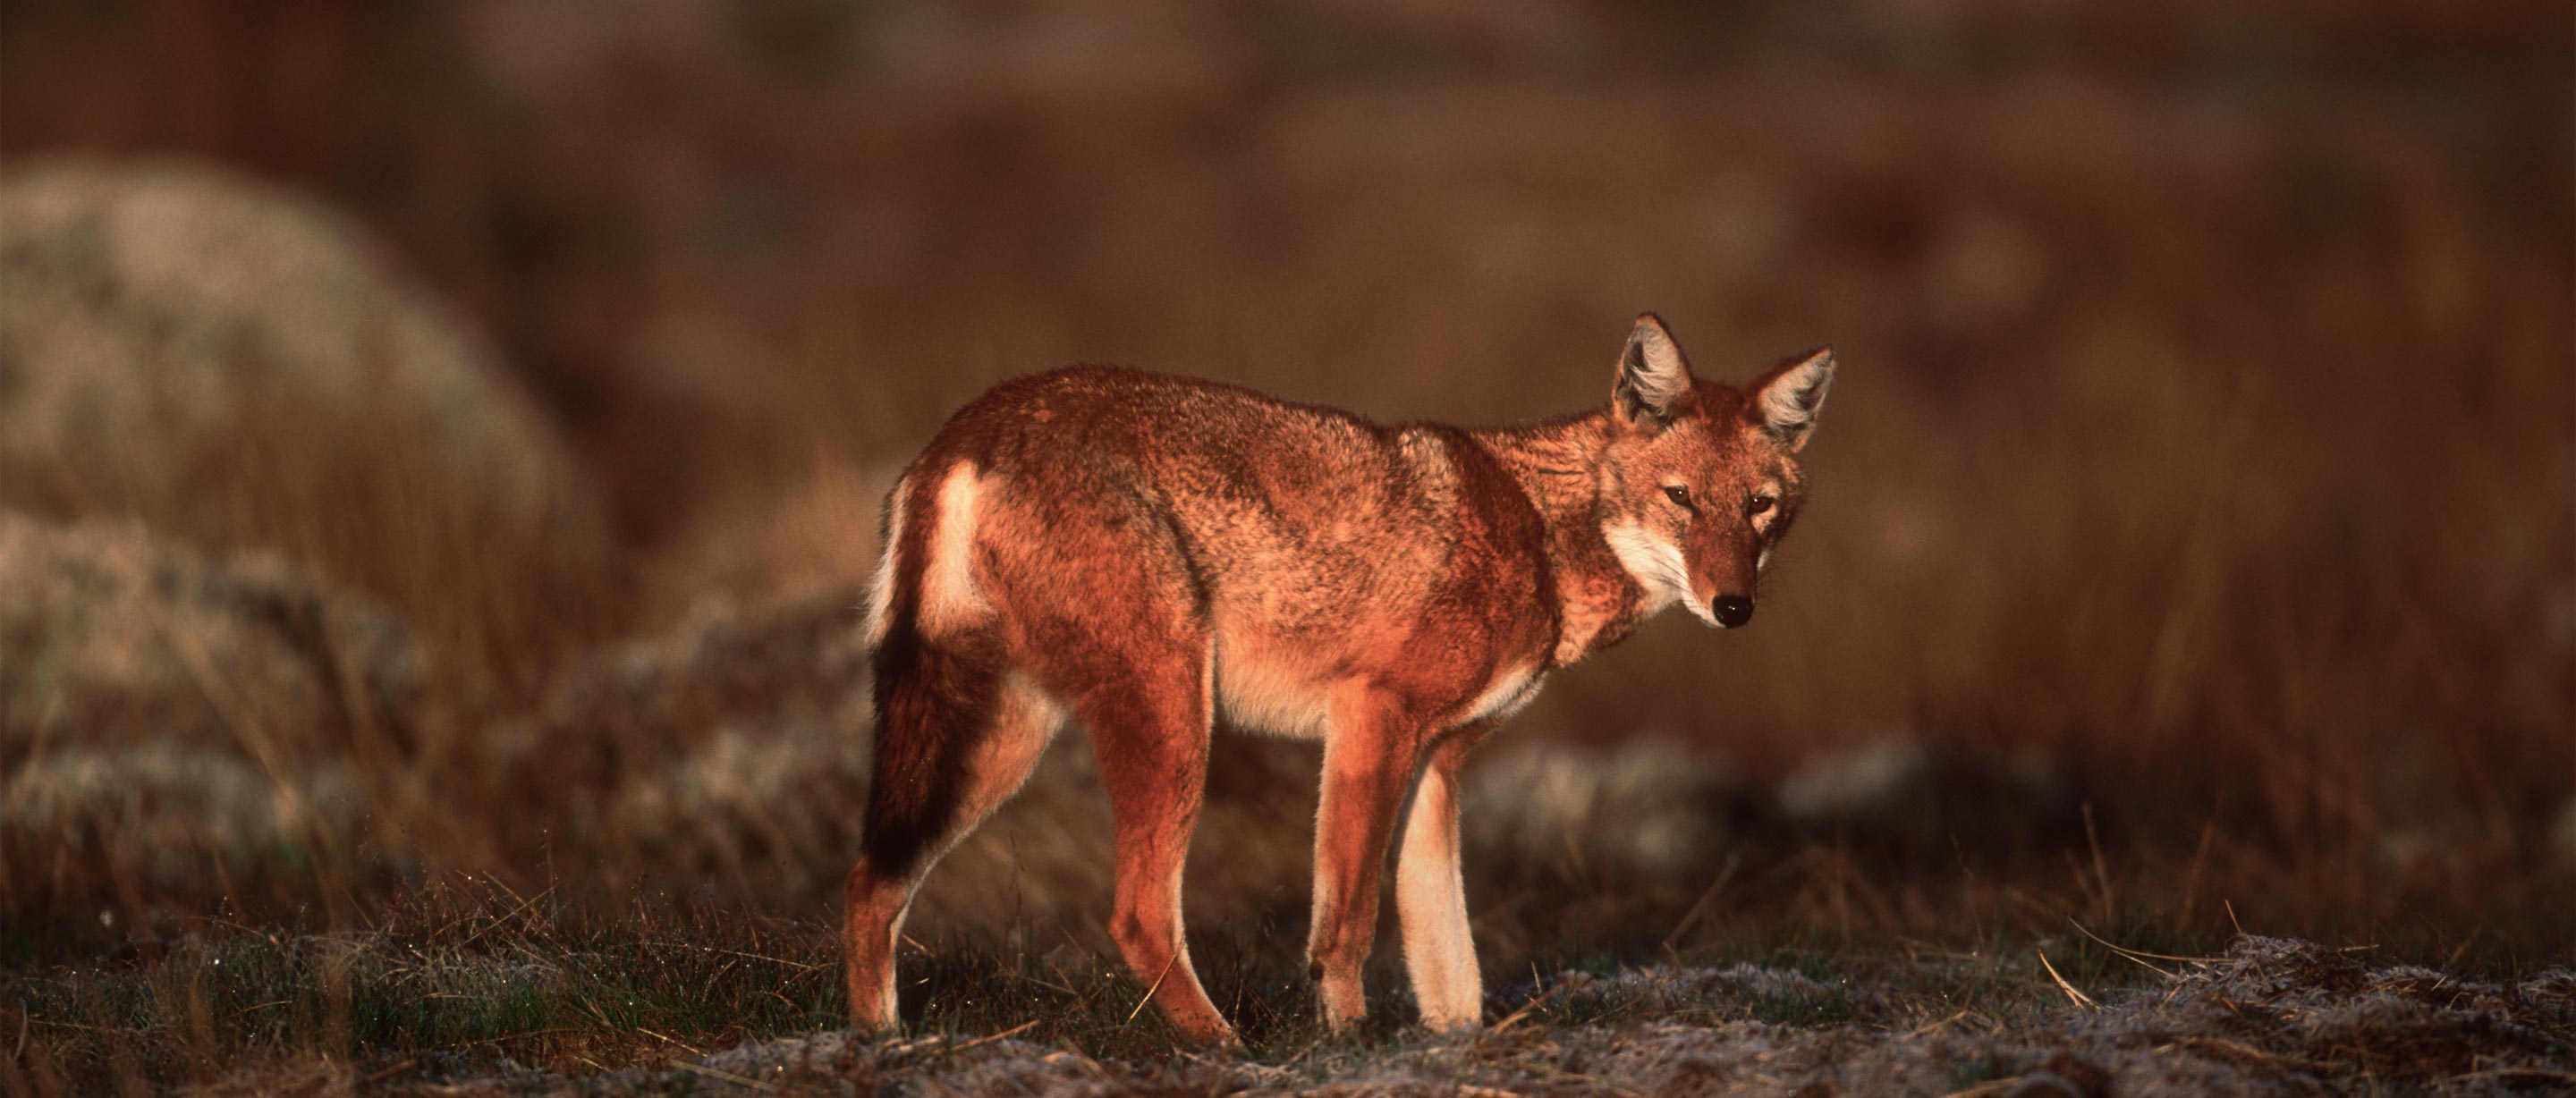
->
xmin=1753 ymin=347 xmax=1835 ymax=452
xmin=1614 ymin=313 xmax=1692 ymax=428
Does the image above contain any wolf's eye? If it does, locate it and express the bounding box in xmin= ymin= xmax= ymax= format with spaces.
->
xmin=1747 ymin=494 xmax=1775 ymax=517
xmin=1663 ymin=486 xmax=1692 ymax=509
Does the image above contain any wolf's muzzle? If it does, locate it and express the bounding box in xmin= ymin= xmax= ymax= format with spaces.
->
xmin=1712 ymin=595 xmax=1753 ymax=629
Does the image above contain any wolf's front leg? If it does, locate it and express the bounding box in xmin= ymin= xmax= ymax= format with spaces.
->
xmin=1307 ymin=694 xmax=1424 ymax=1030
xmin=1395 ymin=730 xmax=1486 ymax=1030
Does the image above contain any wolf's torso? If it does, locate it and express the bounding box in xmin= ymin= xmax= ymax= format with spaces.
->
xmin=908 ymin=366 xmax=1568 ymax=737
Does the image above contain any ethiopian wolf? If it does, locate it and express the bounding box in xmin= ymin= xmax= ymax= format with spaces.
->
xmin=845 ymin=314 xmax=1835 ymax=1044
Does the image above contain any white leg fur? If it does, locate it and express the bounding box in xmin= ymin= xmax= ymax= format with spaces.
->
xmin=1395 ymin=756 xmax=1479 ymax=1029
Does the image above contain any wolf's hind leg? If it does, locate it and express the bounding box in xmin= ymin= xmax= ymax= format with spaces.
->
xmin=845 ymin=627 xmax=1063 ymax=1030
xmin=1068 ymin=640 xmax=1235 ymax=1046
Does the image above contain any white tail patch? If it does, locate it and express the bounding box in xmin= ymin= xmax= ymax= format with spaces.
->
xmin=1602 ymin=520 xmax=1719 ymax=626
xmin=860 ymin=475 xmax=913 ymax=648
xmin=921 ymin=462 xmax=994 ymax=632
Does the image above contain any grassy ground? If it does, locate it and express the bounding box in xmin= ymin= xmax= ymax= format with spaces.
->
xmin=1 ymin=1 xmax=2569 ymax=1094
xmin=10 ymin=891 xmax=2571 ymax=1094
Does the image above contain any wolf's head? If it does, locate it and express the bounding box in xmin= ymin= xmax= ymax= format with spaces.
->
xmin=1595 ymin=313 xmax=1835 ymax=629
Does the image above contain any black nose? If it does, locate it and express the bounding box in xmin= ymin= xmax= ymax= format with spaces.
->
xmin=1712 ymin=595 xmax=1754 ymax=629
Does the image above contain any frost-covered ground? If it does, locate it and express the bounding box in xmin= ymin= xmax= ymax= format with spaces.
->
xmin=150 ymin=937 xmax=2570 ymax=1097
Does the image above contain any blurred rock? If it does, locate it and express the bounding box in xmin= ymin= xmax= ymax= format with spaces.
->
xmin=1778 ymin=739 xmax=1936 ymax=826
xmin=513 ymin=591 xmax=870 ymax=756
xmin=1463 ymin=738 xmax=1749 ymax=882
xmin=1777 ymin=737 xmax=2080 ymax=858
xmin=0 ymin=159 xmax=612 ymax=658
xmin=4 ymin=746 xmax=363 ymax=891
xmin=0 ymin=513 xmax=433 ymax=759
xmin=492 ymin=591 xmax=871 ymax=850
xmin=0 ymin=513 xmax=433 ymax=888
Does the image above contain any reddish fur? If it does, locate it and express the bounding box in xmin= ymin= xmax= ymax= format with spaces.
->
xmin=843 ymin=315 xmax=1833 ymax=1043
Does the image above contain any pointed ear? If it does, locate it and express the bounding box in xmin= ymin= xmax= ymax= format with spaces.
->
xmin=1613 ymin=313 xmax=1695 ymax=431
xmin=1747 ymin=346 xmax=1835 ymax=452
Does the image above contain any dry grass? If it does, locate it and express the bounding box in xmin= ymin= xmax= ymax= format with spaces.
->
xmin=0 ymin=0 xmax=2569 ymax=1093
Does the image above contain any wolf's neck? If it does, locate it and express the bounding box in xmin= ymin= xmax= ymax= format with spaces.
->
xmin=1469 ymin=410 xmax=1653 ymax=665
